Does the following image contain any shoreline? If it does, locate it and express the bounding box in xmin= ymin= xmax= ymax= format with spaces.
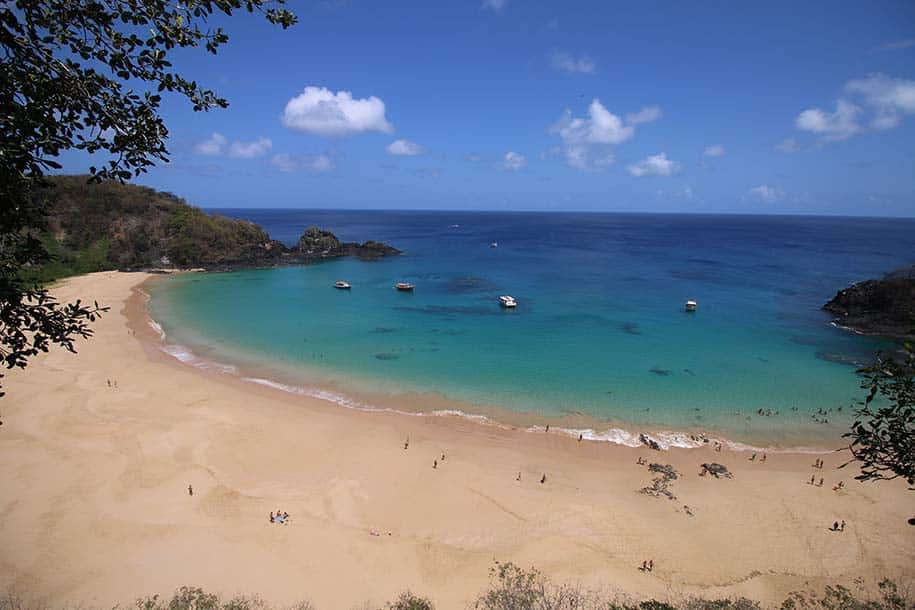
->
xmin=2 ymin=271 xmax=912 ymax=609
xmin=138 ymin=274 xmax=847 ymax=453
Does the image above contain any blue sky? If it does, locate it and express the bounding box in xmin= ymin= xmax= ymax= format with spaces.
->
xmin=60 ymin=1 xmax=915 ymax=215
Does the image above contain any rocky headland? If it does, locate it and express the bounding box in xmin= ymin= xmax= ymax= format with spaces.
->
xmin=30 ymin=176 xmax=400 ymax=279
xmin=823 ymin=266 xmax=915 ymax=341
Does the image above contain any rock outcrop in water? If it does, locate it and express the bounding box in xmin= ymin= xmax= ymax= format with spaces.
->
xmin=823 ymin=266 xmax=915 ymax=342
xmin=295 ymin=226 xmax=401 ymax=261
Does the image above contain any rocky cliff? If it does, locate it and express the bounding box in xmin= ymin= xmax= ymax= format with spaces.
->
xmin=823 ymin=266 xmax=915 ymax=341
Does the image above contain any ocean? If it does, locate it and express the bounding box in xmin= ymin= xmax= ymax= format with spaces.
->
xmin=147 ymin=210 xmax=915 ymax=448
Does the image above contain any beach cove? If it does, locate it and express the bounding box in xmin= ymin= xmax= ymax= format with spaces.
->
xmin=1 ymin=271 xmax=912 ymax=609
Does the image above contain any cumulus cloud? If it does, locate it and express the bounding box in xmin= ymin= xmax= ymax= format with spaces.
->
xmin=625 ymin=106 xmax=662 ymax=125
xmin=747 ymin=185 xmax=784 ymax=203
xmin=193 ymin=133 xmax=272 ymax=158
xmin=549 ymin=52 xmax=596 ymax=74
xmin=228 ymin=137 xmax=272 ymax=158
xmin=627 ymin=153 xmax=679 ymax=177
xmin=282 ymin=86 xmax=393 ymax=137
xmin=845 ymin=74 xmax=915 ymax=130
xmin=193 ymin=133 xmax=228 ymax=156
xmin=482 ymin=0 xmax=507 ymax=12
xmin=387 ymin=139 xmax=426 ymax=156
xmin=270 ymin=153 xmax=335 ymax=173
xmin=796 ymin=100 xmax=861 ymax=141
xmin=703 ymin=144 xmax=726 ymax=157
xmin=501 ymin=151 xmax=526 ymax=171
xmin=794 ymin=74 xmax=915 ymax=142
xmin=550 ymin=99 xmax=660 ymax=171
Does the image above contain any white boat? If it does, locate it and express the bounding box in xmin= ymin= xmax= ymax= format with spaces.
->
xmin=395 ymin=282 xmax=415 ymax=292
xmin=334 ymin=281 xmax=351 ymax=290
xmin=684 ymin=300 xmax=697 ymax=312
xmin=490 ymin=242 xmax=498 ymax=248
xmin=499 ymin=295 xmax=517 ymax=308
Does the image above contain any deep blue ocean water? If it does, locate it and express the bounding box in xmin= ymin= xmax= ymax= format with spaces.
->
xmin=147 ymin=210 xmax=915 ymax=446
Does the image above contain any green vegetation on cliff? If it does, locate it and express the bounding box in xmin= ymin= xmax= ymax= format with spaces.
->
xmin=28 ymin=176 xmax=283 ymax=281
xmin=25 ymin=176 xmax=398 ymax=283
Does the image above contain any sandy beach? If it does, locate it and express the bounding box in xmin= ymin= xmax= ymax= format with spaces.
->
xmin=1 ymin=272 xmax=912 ymax=609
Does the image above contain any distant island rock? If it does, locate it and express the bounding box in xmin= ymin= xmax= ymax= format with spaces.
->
xmin=30 ymin=176 xmax=400 ymax=279
xmin=296 ymin=226 xmax=400 ymax=261
xmin=823 ymin=266 xmax=915 ymax=341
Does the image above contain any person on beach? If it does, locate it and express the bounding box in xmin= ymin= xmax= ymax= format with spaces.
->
xmin=441 ymin=453 xmax=445 ymax=461
xmin=516 ymin=472 xmax=522 ymax=481
xmin=841 ymin=520 xmax=846 ymax=531
xmin=818 ymin=478 xmax=824 ymax=487
xmin=749 ymin=453 xmax=756 ymax=461
xmin=270 ymin=512 xmax=275 ymax=523
xmin=187 ymin=484 xmax=193 ymax=496
xmin=578 ymin=434 xmax=583 ymax=442
xmin=832 ymin=521 xmax=839 ymax=531
xmin=761 ymin=453 xmax=767 ymax=462
xmin=540 ymin=474 xmax=547 ymax=484
xmin=545 ymin=425 xmax=550 ymax=432
xmin=648 ymin=560 xmax=653 ymax=572
xmin=404 ymin=437 xmax=409 ymax=450
xmin=809 ymin=475 xmax=815 ymax=485
xmin=433 ymin=459 xmax=437 ymax=469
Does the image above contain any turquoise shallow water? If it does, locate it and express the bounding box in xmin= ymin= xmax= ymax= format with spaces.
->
xmin=147 ymin=211 xmax=915 ymax=447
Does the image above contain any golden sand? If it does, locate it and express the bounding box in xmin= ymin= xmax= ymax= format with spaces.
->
xmin=0 ymin=272 xmax=912 ymax=609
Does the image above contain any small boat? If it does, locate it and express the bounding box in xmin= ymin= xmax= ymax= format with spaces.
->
xmin=334 ymin=281 xmax=351 ymax=290
xmin=395 ymin=282 xmax=415 ymax=291
xmin=490 ymin=242 xmax=498 ymax=248
xmin=684 ymin=300 xmax=697 ymax=312
xmin=499 ymin=295 xmax=517 ymax=308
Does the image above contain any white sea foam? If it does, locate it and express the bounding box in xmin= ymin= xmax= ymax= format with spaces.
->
xmin=147 ymin=319 xmax=166 ymax=340
xmin=160 ymin=343 xmax=237 ymax=374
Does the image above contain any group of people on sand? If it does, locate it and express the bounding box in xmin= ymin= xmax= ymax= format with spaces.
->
xmin=808 ymin=475 xmax=825 ymax=487
xmin=639 ymin=559 xmax=654 ymax=572
xmin=812 ymin=458 xmax=825 ymax=469
xmin=269 ymin=510 xmax=290 ymax=524
xmin=106 ymin=379 xmax=118 ymax=388
xmin=830 ymin=520 xmax=846 ymax=532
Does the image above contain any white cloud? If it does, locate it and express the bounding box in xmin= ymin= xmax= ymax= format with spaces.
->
xmin=703 ymin=144 xmax=726 ymax=157
xmin=193 ymin=133 xmax=228 ymax=156
xmin=796 ymin=99 xmax=861 ymax=141
xmin=794 ymin=74 xmax=915 ymax=142
xmin=550 ymin=99 xmax=659 ymax=171
xmin=387 ymin=139 xmax=426 ymax=156
xmin=747 ymin=185 xmax=784 ymax=203
xmin=844 ymin=74 xmax=915 ymax=130
xmin=282 ymin=86 xmax=393 ymax=137
xmin=482 ymin=0 xmax=507 ymax=12
xmin=625 ymin=106 xmax=662 ymax=125
xmin=228 ymin=137 xmax=272 ymax=158
xmin=549 ymin=52 xmax=596 ymax=74
xmin=627 ymin=153 xmax=679 ymax=177
xmin=775 ymin=138 xmax=801 ymax=153
xmin=193 ymin=133 xmax=272 ymax=158
xmin=270 ymin=153 xmax=335 ymax=173
xmin=501 ymin=151 xmax=526 ymax=171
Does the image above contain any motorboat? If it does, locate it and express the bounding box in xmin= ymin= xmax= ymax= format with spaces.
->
xmin=395 ymin=282 xmax=415 ymax=291
xmin=499 ymin=295 xmax=517 ymax=308
xmin=334 ymin=281 xmax=351 ymax=290
xmin=490 ymin=242 xmax=498 ymax=248
xmin=684 ymin=300 xmax=697 ymax=312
